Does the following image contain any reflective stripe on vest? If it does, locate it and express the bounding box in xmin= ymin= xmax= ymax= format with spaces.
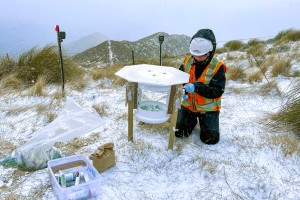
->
xmin=182 ymin=56 xmax=223 ymax=112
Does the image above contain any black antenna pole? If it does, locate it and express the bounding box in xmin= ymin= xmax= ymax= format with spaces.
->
xmin=159 ymin=35 xmax=164 ymax=66
xmin=132 ymin=50 xmax=135 ymax=65
xmin=55 ymin=25 xmax=66 ymax=95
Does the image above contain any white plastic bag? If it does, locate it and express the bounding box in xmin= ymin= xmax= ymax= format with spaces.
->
xmin=12 ymin=97 xmax=104 ymax=170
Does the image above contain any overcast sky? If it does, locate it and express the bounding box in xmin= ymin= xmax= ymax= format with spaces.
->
xmin=1 ymin=0 xmax=300 ymax=48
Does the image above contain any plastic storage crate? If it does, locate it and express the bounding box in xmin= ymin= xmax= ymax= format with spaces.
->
xmin=48 ymin=154 xmax=101 ymax=200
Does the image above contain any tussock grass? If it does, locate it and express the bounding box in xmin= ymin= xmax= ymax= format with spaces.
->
xmin=226 ymin=53 xmax=235 ymax=60
xmin=92 ymin=103 xmax=109 ymax=116
xmin=223 ymin=40 xmax=245 ymax=51
xmin=274 ymin=28 xmax=300 ymax=44
xmin=0 ymin=73 xmax=23 ymax=91
xmin=259 ymin=80 xmax=281 ymax=96
xmin=247 ymin=39 xmax=266 ymax=47
xmin=247 ymin=70 xmax=263 ymax=83
xmin=247 ymin=43 xmax=267 ymax=58
xmin=14 ymin=45 xmax=84 ymax=85
xmin=226 ymin=66 xmax=246 ymax=81
xmin=46 ymin=112 xmax=57 ymax=123
xmin=261 ymin=55 xmax=276 ymax=69
xmin=267 ymin=80 xmax=300 ymax=136
xmin=0 ymin=54 xmax=16 ymax=78
xmin=271 ymin=134 xmax=300 ymax=156
xmin=91 ymin=64 xmax=124 ymax=80
xmin=30 ymin=75 xmax=47 ymax=96
xmin=138 ymin=120 xmax=171 ymax=133
xmin=0 ymin=139 xmax=17 ymax=155
xmin=271 ymin=58 xmax=292 ymax=77
xmin=67 ymin=76 xmax=89 ymax=91
xmin=35 ymin=104 xmax=49 ymax=115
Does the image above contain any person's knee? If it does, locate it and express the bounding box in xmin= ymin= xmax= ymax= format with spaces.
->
xmin=200 ymin=130 xmax=219 ymax=144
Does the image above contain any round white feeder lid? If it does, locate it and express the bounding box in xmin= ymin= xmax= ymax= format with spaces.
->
xmin=115 ymin=64 xmax=189 ymax=86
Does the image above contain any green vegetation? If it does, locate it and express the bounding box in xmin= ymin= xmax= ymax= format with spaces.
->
xmin=0 ymin=45 xmax=84 ymax=89
xmin=273 ymin=28 xmax=300 ymax=44
xmin=223 ymin=40 xmax=245 ymax=51
xmin=267 ymin=80 xmax=300 ymax=136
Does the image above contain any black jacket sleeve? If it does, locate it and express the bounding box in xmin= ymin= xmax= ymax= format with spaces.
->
xmin=194 ymin=65 xmax=226 ymax=99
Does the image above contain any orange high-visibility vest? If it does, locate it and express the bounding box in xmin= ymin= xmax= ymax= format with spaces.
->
xmin=182 ymin=55 xmax=224 ymax=112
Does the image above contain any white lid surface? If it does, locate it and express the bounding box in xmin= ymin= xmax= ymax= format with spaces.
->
xmin=115 ymin=64 xmax=189 ymax=86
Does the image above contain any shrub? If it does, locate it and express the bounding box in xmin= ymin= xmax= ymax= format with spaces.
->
xmin=223 ymin=40 xmax=245 ymax=51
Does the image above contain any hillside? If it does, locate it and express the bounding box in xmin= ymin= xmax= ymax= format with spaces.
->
xmin=71 ymin=32 xmax=191 ymax=67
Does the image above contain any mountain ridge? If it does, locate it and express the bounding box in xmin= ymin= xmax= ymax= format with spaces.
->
xmin=72 ymin=32 xmax=191 ymax=67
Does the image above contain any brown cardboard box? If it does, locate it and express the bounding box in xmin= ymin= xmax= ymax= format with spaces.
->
xmin=89 ymin=143 xmax=116 ymax=173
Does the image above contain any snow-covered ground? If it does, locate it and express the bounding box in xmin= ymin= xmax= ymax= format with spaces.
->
xmin=1 ymin=74 xmax=299 ymax=200
xmin=0 ymin=51 xmax=300 ymax=199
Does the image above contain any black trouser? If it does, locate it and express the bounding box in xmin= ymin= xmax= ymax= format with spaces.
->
xmin=175 ymin=107 xmax=220 ymax=144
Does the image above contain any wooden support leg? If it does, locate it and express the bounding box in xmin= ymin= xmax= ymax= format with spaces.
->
xmin=128 ymin=94 xmax=134 ymax=142
xmin=168 ymin=109 xmax=178 ymax=150
xmin=167 ymin=84 xmax=182 ymax=150
xmin=127 ymin=82 xmax=137 ymax=142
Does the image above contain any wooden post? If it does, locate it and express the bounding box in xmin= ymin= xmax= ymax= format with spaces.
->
xmin=127 ymin=82 xmax=137 ymax=141
xmin=168 ymin=84 xmax=182 ymax=149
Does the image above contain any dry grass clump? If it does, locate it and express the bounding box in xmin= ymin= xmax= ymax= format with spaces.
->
xmin=223 ymin=40 xmax=245 ymax=51
xmin=0 ymin=54 xmax=16 ymax=78
xmin=247 ymin=39 xmax=266 ymax=47
xmin=274 ymin=28 xmax=300 ymax=44
xmin=226 ymin=66 xmax=246 ymax=81
xmin=91 ymin=64 xmax=124 ymax=80
xmin=67 ymin=76 xmax=89 ymax=91
xmin=270 ymin=58 xmax=292 ymax=77
xmin=247 ymin=43 xmax=267 ymax=58
xmin=261 ymin=55 xmax=276 ymax=69
xmin=0 ymin=139 xmax=17 ymax=155
xmin=30 ymin=75 xmax=47 ymax=96
xmin=15 ymin=45 xmax=84 ymax=85
xmin=138 ymin=120 xmax=171 ymax=133
xmin=0 ymin=73 xmax=23 ymax=91
xmin=92 ymin=103 xmax=109 ymax=116
xmin=259 ymin=80 xmax=281 ymax=96
xmin=271 ymin=134 xmax=300 ymax=157
xmin=247 ymin=70 xmax=263 ymax=84
xmin=267 ymin=80 xmax=300 ymax=136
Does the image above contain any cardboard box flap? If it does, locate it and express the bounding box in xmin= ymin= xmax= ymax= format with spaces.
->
xmin=51 ymin=160 xmax=86 ymax=173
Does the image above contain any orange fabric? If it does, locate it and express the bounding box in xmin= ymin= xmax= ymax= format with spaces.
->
xmin=182 ymin=56 xmax=224 ymax=112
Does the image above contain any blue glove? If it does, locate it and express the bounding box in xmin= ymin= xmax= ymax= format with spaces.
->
xmin=184 ymin=83 xmax=195 ymax=93
xmin=182 ymin=94 xmax=188 ymax=101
